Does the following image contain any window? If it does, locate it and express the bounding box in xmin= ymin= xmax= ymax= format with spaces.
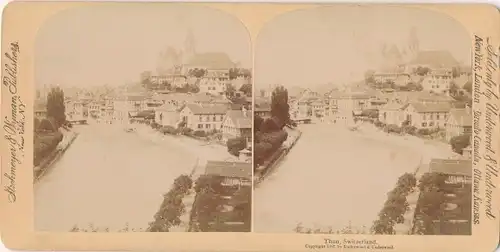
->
xmin=429 ymin=113 xmax=434 ymax=120
xmin=429 ymin=121 xmax=434 ymax=127
xmin=199 ymin=115 xmax=203 ymax=122
xmin=197 ymin=124 xmax=203 ymax=129
xmin=206 ymin=116 xmax=210 ymax=122
xmin=213 ymin=116 xmax=216 ymax=121
xmin=205 ymin=124 xmax=210 ymax=129
xmin=422 ymin=122 xmax=427 ymax=127
xmin=423 ymin=114 xmax=427 ymax=120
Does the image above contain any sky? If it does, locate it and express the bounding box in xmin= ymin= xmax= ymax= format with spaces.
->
xmin=35 ymin=4 xmax=252 ymax=88
xmin=255 ymin=5 xmax=472 ymax=89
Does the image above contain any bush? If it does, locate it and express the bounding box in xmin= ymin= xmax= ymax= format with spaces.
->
xmin=384 ymin=124 xmax=401 ymax=134
xmin=33 ymin=130 xmax=64 ymax=166
xmin=38 ymin=117 xmax=58 ymax=132
xmin=193 ymin=130 xmax=207 ymax=137
xmin=254 ymin=114 xmax=264 ymax=132
xmin=160 ymin=126 xmax=178 ymax=135
xmin=150 ymin=122 xmax=160 ymax=129
xmin=253 ymin=142 xmax=274 ymax=166
xmin=450 ymin=134 xmax=471 ymax=155
xmin=417 ymin=128 xmax=431 ymax=136
xmin=259 ymin=130 xmax=288 ymax=149
xmin=403 ymin=125 xmax=417 ymax=135
xmin=181 ymin=127 xmax=193 ymax=136
xmin=227 ymin=137 xmax=247 ymax=157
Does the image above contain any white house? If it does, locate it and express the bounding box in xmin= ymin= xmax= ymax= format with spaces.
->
xmin=179 ymin=103 xmax=228 ymax=132
xmin=154 ymin=104 xmax=180 ymax=128
xmin=445 ymin=107 xmax=472 ymax=141
xmin=379 ymin=103 xmax=407 ymax=126
xmin=421 ymin=72 xmax=453 ymax=94
xmin=221 ymin=108 xmax=252 ymax=144
xmin=402 ymin=102 xmax=452 ymax=129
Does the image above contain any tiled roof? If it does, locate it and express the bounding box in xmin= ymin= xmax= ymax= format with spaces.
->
xmin=185 ymin=103 xmax=228 ymax=115
xmin=380 ymin=102 xmax=407 ymax=111
xmin=205 ymin=161 xmax=252 ymax=179
xmin=186 ymin=52 xmax=236 ymax=70
xmin=409 ymin=102 xmax=452 ymax=113
xmin=448 ymin=108 xmax=473 ymax=127
xmin=429 ymin=158 xmax=472 ymax=177
xmin=224 ymin=110 xmax=252 ymax=129
xmin=152 ymin=93 xmax=212 ymax=103
xmin=155 ymin=103 xmax=178 ymax=112
xmin=410 ymin=50 xmax=459 ymax=68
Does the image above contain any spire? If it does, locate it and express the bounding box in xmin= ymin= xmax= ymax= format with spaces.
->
xmin=184 ymin=28 xmax=196 ymax=60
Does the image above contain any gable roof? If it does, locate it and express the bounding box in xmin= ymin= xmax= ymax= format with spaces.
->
xmin=155 ymin=103 xmax=177 ymax=112
xmin=380 ymin=102 xmax=408 ymax=111
xmin=448 ymin=108 xmax=472 ymax=127
xmin=186 ymin=52 xmax=236 ymax=70
xmin=205 ymin=161 xmax=252 ymax=179
xmin=184 ymin=103 xmax=228 ymax=115
xmin=224 ymin=110 xmax=252 ymax=129
xmin=409 ymin=102 xmax=452 ymax=113
xmin=429 ymin=158 xmax=472 ymax=177
xmin=410 ymin=50 xmax=459 ymax=68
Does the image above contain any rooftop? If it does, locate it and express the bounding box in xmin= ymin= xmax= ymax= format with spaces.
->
xmin=448 ymin=108 xmax=473 ymax=127
xmin=429 ymin=158 xmax=472 ymax=177
xmin=205 ymin=160 xmax=252 ymax=179
xmin=224 ymin=110 xmax=252 ymax=129
xmin=184 ymin=103 xmax=228 ymax=115
xmin=409 ymin=102 xmax=452 ymax=113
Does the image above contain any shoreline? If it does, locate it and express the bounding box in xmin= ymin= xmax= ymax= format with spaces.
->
xmin=34 ymin=129 xmax=79 ymax=183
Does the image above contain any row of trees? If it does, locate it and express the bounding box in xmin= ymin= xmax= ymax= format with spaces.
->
xmin=371 ymin=173 xmax=417 ymax=234
xmin=253 ymin=86 xmax=292 ymax=168
xmin=34 ymin=87 xmax=67 ymax=167
xmin=147 ymin=175 xmax=193 ymax=232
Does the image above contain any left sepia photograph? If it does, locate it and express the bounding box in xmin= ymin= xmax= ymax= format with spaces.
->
xmin=33 ymin=4 xmax=253 ymax=232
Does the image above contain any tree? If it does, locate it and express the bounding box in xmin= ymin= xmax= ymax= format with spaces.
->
xmin=463 ymin=80 xmax=472 ymax=93
xmin=239 ymin=83 xmax=252 ymax=97
xmin=225 ymin=83 xmax=236 ymax=97
xmin=449 ymin=81 xmax=459 ymax=96
xmin=450 ymin=134 xmax=471 ymax=154
xmin=271 ymin=86 xmax=290 ymax=126
xmin=227 ymin=137 xmax=247 ymax=156
xmin=452 ymin=67 xmax=460 ymax=78
xmin=415 ymin=66 xmax=431 ymax=76
xmin=364 ymin=70 xmax=376 ymax=85
xmin=406 ymin=81 xmax=423 ymax=91
xmin=46 ymin=87 xmax=66 ymax=127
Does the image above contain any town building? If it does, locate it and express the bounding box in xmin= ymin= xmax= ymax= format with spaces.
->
xmin=179 ymin=104 xmax=228 ymax=132
xmin=154 ymin=104 xmax=180 ymax=128
xmin=445 ymin=107 xmax=472 ymax=141
xmin=254 ymin=98 xmax=271 ymax=119
xmin=402 ymin=102 xmax=451 ymax=129
xmin=65 ymin=99 xmax=89 ymax=123
xmin=378 ymin=103 xmax=406 ymax=126
xmin=421 ymin=72 xmax=453 ymax=94
xmin=221 ymin=108 xmax=252 ymax=144
xmin=199 ymin=70 xmax=230 ymax=95
xmin=34 ymin=101 xmax=47 ymax=119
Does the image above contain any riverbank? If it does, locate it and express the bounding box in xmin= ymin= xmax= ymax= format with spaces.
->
xmin=34 ymin=128 xmax=79 ymax=183
xmin=254 ymin=126 xmax=302 ymax=186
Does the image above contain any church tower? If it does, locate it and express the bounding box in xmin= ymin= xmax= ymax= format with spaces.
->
xmin=183 ymin=28 xmax=197 ymax=63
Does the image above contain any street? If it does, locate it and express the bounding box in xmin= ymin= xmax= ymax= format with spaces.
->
xmin=34 ymin=123 xmax=199 ymax=231
xmin=253 ymin=123 xmax=455 ymax=233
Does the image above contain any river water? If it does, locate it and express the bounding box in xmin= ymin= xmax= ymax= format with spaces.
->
xmin=253 ymin=123 xmax=454 ymax=233
xmin=34 ymin=123 xmax=197 ymax=231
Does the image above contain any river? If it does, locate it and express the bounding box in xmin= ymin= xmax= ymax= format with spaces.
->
xmin=34 ymin=123 xmax=198 ymax=231
xmin=253 ymin=123 xmax=454 ymax=233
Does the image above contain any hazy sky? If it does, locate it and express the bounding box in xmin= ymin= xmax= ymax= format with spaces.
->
xmin=255 ymin=5 xmax=472 ymax=89
xmin=36 ymin=4 xmax=251 ymax=88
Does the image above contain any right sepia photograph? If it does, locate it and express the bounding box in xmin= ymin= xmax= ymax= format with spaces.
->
xmin=253 ymin=6 xmax=473 ymax=235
